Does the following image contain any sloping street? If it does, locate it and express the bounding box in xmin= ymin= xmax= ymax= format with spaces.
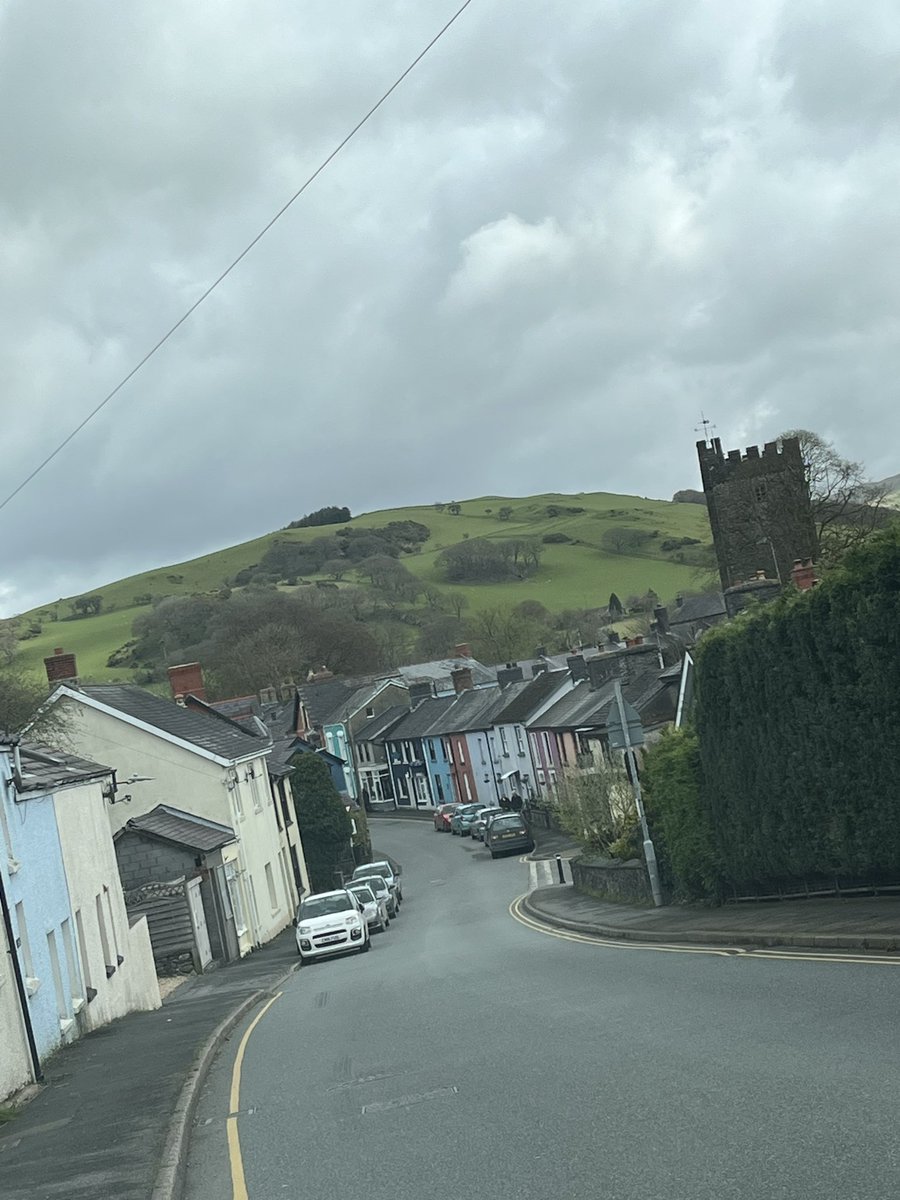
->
xmin=184 ymin=820 xmax=899 ymax=1200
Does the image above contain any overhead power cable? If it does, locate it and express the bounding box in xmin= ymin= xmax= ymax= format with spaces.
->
xmin=0 ymin=0 xmax=475 ymax=515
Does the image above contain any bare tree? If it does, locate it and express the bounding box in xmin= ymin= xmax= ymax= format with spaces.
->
xmin=782 ymin=429 xmax=892 ymax=564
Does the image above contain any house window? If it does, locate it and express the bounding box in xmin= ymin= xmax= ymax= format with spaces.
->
xmin=446 ymin=740 xmax=454 ymax=765
xmin=247 ymin=878 xmax=261 ymax=941
xmin=104 ymin=889 xmax=121 ymax=963
xmin=248 ymin=767 xmax=263 ymax=812
xmin=428 ymin=740 xmax=436 ymax=762
xmin=47 ymin=931 xmax=69 ymax=1021
xmin=232 ymin=776 xmax=244 ymax=821
xmin=14 ymin=901 xmax=34 ymax=978
xmin=96 ymin=894 xmax=113 ymax=974
xmin=265 ymin=862 xmax=278 ymax=914
xmin=542 ymin=732 xmax=552 ymax=760
xmin=463 ymin=777 xmax=472 ymax=801
xmin=515 ymin=726 xmax=525 ymax=755
xmin=279 ymin=850 xmax=292 ymax=909
xmin=225 ymin=863 xmax=247 ymax=936
xmin=60 ymin=918 xmax=80 ymax=1002
xmin=75 ymin=909 xmax=93 ymax=997
xmin=500 ymin=728 xmax=509 ymax=754
xmin=366 ymin=706 xmax=375 ymax=718
xmin=754 ymin=481 xmax=767 ymax=502
xmin=479 ymin=737 xmax=486 ymax=765
xmin=435 ymin=776 xmax=445 ymax=803
xmin=405 ymin=741 xmax=414 ymax=762
xmin=457 ymin=741 xmax=466 ymax=766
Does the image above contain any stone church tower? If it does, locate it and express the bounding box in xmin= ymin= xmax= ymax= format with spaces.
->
xmin=697 ymin=435 xmax=818 ymax=591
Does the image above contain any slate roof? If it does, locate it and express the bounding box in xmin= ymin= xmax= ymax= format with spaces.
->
xmin=12 ymin=741 xmax=112 ymax=793
xmin=529 ymin=667 xmax=663 ymax=732
xmin=353 ymin=705 xmax=409 ymax=744
xmin=379 ymin=694 xmax=458 ymax=741
xmin=669 ymin=593 xmax=727 ymax=626
xmin=124 ymin=804 xmax=236 ymax=852
xmin=490 ymin=670 xmax=570 ymax=724
xmin=393 ymin=656 xmax=497 ymax=691
xmin=425 ymin=686 xmax=503 ymax=736
xmin=294 ymin=678 xmax=358 ymax=727
xmin=76 ymin=684 xmax=267 ymax=762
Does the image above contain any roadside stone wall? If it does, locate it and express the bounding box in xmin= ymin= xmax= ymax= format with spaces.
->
xmin=572 ymin=855 xmax=654 ymax=906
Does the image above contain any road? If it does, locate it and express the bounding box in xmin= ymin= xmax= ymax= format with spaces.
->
xmin=184 ymin=820 xmax=899 ymax=1200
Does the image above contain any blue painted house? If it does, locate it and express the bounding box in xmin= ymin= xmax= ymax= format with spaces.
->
xmin=380 ymin=694 xmax=458 ymax=809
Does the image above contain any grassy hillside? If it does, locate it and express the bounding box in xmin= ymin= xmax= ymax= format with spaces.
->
xmin=13 ymin=490 xmax=712 ymax=682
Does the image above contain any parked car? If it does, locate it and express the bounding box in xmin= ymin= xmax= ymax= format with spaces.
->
xmin=294 ymin=890 xmax=370 ymax=963
xmin=345 ymin=881 xmax=390 ymax=934
xmin=354 ymin=858 xmax=403 ymax=904
xmin=450 ymin=803 xmax=483 ymax=835
xmin=484 ymin=813 xmax=535 ymax=858
xmin=350 ymin=871 xmax=398 ymax=918
xmin=434 ymin=802 xmax=461 ymax=831
xmin=471 ymin=807 xmax=503 ymax=841
xmin=456 ymin=806 xmax=491 ymax=837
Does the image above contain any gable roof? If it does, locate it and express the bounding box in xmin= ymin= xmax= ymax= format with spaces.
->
xmin=10 ymin=741 xmax=112 ymax=794
xmin=353 ymin=705 xmax=409 ymax=744
xmin=490 ymin=670 xmax=570 ymax=724
xmin=424 ymin=686 xmax=504 ymax=736
xmin=379 ymin=694 xmax=458 ymax=741
xmin=529 ymin=667 xmax=664 ymax=732
xmin=669 ymin=593 xmax=727 ymax=625
xmin=392 ymin=656 xmax=497 ymax=691
xmin=69 ymin=684 xmax=267 ymax=763
xmin=122 ymin=804 xmax=236 ymax=852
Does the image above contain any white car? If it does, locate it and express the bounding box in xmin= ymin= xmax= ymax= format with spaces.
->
xmin=346 ymin=880 xmax=391 ymax=934
xmin=353 ymin=858 xmax=403 ymax=906
xmin=295 ymin=889 xmax=371 ymax=964
xmin=351 ymin=872 xmax=398 ymax=919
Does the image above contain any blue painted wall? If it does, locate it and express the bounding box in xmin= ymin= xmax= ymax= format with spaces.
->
xmin=422 ymin=736 xmax=454 ymax=807
xmin=0 ymin=774 xmax=81 ymax=1061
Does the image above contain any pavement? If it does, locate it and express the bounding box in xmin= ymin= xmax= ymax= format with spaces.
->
xmin=0 ymin=928 xmax=301 ymax=1200
xmin=523 ymin=884 xmax=900 ymax=951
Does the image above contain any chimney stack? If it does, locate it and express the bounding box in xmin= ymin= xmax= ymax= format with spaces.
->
xmin=653 ymin=605 xmax=669 ymax=635
xmin=408 ymin=681 xmax=435 ymax=707
xmin=566 ymin=655 xmax=588 ymax=683
xmin=791 ymin=559 xmax=818 ymax=590
xmin=451 ymin=666 xmax=474 ymax=694
xmin=45 ymin=648 xmax=78 ymax=687
xmin=167 ymin=662 xmax=206 ymax=703
xmin=587 ymin=655 xmax=620 ymax=691
xmin=454 ymin=643 xmax=473 ymax=659
xmin=497 ymin=663 xmax=524 ymax=688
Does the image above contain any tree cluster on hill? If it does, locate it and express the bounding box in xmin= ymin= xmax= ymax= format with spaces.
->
xmin=436 ymin=537 xmax=543 ymax=583
xmin=232 ymin=521 xmax=431 ymax=587
xmin=129 ymin=589 xmax=383 ymax=696
xmin=672 ymin=489 xmax=706 ymax=505
xmin=287 ymin=505 xmax=351 ymax=529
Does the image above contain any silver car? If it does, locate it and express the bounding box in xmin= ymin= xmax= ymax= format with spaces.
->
xmin=346 ymin=881 xmax=391 ymax=934
xmin=471 ymin=807 xmax=503 ymax=841
xmin=351 ymin=872 xmax=398 ymax=918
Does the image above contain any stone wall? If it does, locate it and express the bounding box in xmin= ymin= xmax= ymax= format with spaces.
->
xmin=572 ymin=855 xmax=655 ymax=906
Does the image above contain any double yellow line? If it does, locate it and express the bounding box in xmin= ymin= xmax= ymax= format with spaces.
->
xmin=509 ymin=895 xmax=900 ymax=967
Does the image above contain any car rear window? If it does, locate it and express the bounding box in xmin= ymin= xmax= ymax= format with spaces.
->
xmin=491 ymin=816 xmax=525 ymax=830
xmin=355 ymin=874 xmax=388 ymax=893
xmin=348 ymin=885 xmax=375 ymax=903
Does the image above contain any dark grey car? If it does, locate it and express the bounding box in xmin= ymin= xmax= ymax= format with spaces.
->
xmin=484 ymin=813 xmax=534 ymax=858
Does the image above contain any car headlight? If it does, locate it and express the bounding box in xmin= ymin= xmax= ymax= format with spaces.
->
xmin=298 ymin=925 xmax=312 ymax=936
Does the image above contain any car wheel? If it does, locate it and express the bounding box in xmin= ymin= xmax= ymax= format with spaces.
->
xmin=489 ymin=850 xmax=497 ymax=859
xmin=380 ymin=918 xmax=388 ymax=933
xmin=297 ymin=951 xmax=306 ymax=966
xmin=361 ymin=937 xmax=371 ymax=953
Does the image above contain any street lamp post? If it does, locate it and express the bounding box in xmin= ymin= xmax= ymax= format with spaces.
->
xmin=610 ymin=681 xmax=663 ymax=907
xmin=757 ymin=537 xmax=782 ymax=585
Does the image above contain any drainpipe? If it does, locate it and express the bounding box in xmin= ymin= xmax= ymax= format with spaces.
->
xmin=0 ymin=746 xmax=43 ymax=1085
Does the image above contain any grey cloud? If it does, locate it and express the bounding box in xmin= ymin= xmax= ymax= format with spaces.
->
xmin=1 ymin=0 xmax=899 ymax=616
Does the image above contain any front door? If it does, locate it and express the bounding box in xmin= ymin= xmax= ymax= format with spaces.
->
xmin=185 ymin=876 xmax=213 ymax=970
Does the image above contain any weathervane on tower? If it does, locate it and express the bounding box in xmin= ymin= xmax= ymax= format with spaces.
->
xmin=695 ymin=412 xmax=716 ymax=444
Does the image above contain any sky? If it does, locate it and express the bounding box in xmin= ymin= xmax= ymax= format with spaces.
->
xmin=2 ymin=0 xmax=899 ymax=617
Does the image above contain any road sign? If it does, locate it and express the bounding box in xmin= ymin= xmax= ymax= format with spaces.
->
xmin=606 ymin=697 xmax=644 ymax=749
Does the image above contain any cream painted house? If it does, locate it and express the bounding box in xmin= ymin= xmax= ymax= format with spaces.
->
xmin=49 ymin=684 xmax=307 ymax=957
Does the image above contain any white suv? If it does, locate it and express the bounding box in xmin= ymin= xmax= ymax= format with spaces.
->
xmin=295 ymin=889 xmax=371 ymax=964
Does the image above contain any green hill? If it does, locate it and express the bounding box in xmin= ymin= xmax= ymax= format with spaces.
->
xmin=11 ymin=490 xmax=712 ymax=683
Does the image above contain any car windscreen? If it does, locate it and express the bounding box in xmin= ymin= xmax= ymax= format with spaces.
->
xmin=300 ymin=894 xmax=353 ymax=918
xmin=366 ymin=862 xmax=394 ymax=878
